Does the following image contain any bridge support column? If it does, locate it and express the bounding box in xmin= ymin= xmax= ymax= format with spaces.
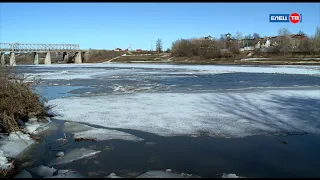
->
xmin=63 ymin=52 xmax=69 ymax=63
xmin=75 ymin=51 xmax=82 ymax=64
xmin=10 ymin=52 xmax=16 ymax=66
xmin=44 ymin=52 xmax=51 ymax=64
xmin=82 ymin=51 xmax=88 ymax=63
xmin=34 ymin=52 xmax=39 ymax=65
xmin=0 ymin=52 xmax=5 ymax=66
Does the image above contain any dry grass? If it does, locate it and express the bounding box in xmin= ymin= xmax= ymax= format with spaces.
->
xmin=0 ymin=67 xmax=48 ymax=133
xmin=87 ymin=50 xmax=125 ymax=63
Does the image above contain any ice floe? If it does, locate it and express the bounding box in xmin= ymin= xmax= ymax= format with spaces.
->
xmin=63 ymin=122 xmax=143 ymax=141
xmin=30 ymin=165 xmax=57 ymax=177
xmin=46 ymin=170 xmax=84 ymax=178
xmin=222 ymin=173 xmax=244 ymax=178
xmin=73 ymin=128 xmax=143 ymax=141
xmin=19 ymin=64 xmax=320 ymax=82
xmin=48 ymin=89 xmax=320 ymax=138
xmin=48 ymin=148 xmax=101 ymax=166
xmin=136 ymin=170 xmax=200 ymax=178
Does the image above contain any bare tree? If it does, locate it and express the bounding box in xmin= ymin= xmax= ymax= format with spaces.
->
xmin=253 ymin=33 xmax=260 ymax=39
xmin=298 ymin=30 xmax=305 ymax=35
xmin=245 ymin=34 xmax=253 ymax=39
xmin=274 ymin=28 xmax=293 ymax=55
xmin=313 ymin=26 xmax=320 ymax=54
xmin=295 ymin=27 xmax=319 ymax=55
xmin=156 ymin=39 xmax=163 ymax=53
xmin=171 ymin=39 xmax=194 ymax=57
xmin=199 ymin=38 xmax=221 ymax=59
xmin=219 ymin=34 xmax=228 ymax=49
xmin=244 ymin=34 xmax=254 ymax=46
xmin=220 ymin=34 xmax=227 ymax=41
xmin=235 ymin=31 xmax=243 ymax=40
xmin=278 ymin=28 xmax=291 ymax=36
xmin=229 ymin=41 xmax=240 ymax=55
xmin=298 ymin=38 xmax=313 ymax=55
xmin=252 ymin=33 xmax=261 ymax=47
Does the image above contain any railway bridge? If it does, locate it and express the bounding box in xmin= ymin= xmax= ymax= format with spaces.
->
xmin=0 ymin=43 xmax=86 ymax=66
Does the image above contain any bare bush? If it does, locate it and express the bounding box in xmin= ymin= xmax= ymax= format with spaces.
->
xmin=171 ymin=38 xmax=223 ymax=59
xmin=229 ymin=41 xmax=240 ymax=55
xmin=0 ymin=67 xmax=49 ymax=133
xmin=199 ymin=39 xmax=221 ymax=59
xmin=273 ymin=28 xmax=293 ymax=55
xmin=297 ymin=38 xmax=314 ymax=55
xmin=171 ymin=39 xmax=195 ymax=57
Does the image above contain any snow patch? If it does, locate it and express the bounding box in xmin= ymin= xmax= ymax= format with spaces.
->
xmin=0 ymin=132 xmax=35 ymax=158
xmin=25 ymin=123 xmax=41 ymax=134
xmin=240 ymin=58 xmax=270 ymax=61
xmin=0 ymin=150 xmax=11 ymax=170
xmin=25 ymin=119 xmax=53 ymax=135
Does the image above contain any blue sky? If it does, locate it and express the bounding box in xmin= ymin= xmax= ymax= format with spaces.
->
xmin=0 ymin=3 xmax=319 ymax=50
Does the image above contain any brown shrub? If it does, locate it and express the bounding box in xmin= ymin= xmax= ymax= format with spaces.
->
xmin=171 ymin=38 xmax=222 ymax=59
xmin=0 ymin=67 xmax=48 ymax=133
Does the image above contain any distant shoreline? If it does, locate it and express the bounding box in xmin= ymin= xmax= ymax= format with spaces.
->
xmin=119 ymin=59 xmax=320 ymax=66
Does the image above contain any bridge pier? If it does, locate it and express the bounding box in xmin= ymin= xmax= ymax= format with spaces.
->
xmin=75 ymin=51 xmax=82 ymax=64
xmin=0 ymin=52 xmax=5 ymax=66
xmin=82 ymin=51 xmax=88 ymax=63
xmin=44 ymin=52 xmax=51 ymax=64
xmin=10 ymin=52 xmax=16 ymax=66
xmin=34 ymin=52 xmax=39 ymax=65
xmin=63 ymin=52 xmax=69 ymax=63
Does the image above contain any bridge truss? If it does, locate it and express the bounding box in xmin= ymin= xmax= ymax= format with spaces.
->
xmin=0 ymin=43 xmax=80 ymax=53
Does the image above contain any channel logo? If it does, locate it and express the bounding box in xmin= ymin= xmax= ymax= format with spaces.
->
xmin=269 ymin=13 xmax=302 ymax=24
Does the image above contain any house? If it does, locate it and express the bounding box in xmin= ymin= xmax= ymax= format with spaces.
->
xmin=264 ymin=40 xmax=271 ymax=48
xmin=290 ymin=34 xmax=308 ymax=49
xmin=204 ymin=35 xmax=213 ymax=40
xmin=255 ymin=41 xmax=261 ymax=49
xmin=199 ymin=36 xmax=213 ymax=41
xmin=114 ymin=48 xmax=122 ymax=51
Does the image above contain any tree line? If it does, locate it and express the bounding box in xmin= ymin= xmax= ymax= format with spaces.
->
xmin=156 ymin=27 xmax=320 ymax=59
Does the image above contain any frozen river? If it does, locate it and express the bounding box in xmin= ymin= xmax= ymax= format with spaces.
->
xmin=12 ymin=63 xmax=320 ymax=178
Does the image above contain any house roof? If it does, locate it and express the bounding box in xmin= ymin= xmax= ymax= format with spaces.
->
xmin=260 ymin=39 xmax=267 ymax=44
